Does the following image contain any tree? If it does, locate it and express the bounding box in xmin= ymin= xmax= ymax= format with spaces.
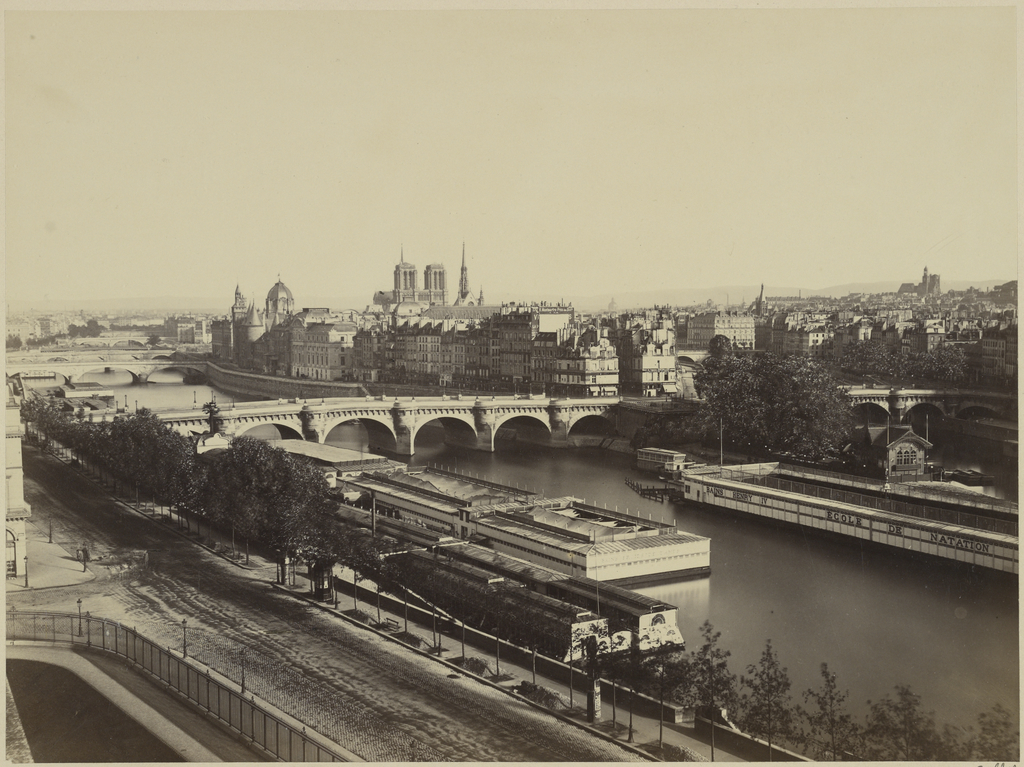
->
xmin=738 ymin=640 xmax=795 ymax=759
xmin=800 ymin=663 xmax=860 ymax=760
xmin=708 ymin=334 xmax=733 ymax=358
xmin=970 ymin=703 xmax=1019 ymax=760
xmin=147 ymin=334 xmax=162 ymax=346
xmin=694 ymin=352 xmax=852 ymax=461
xmin=675 ymin=620 xmax=738 ymax=715
xmin=6 ymin=335 xmax=22 ymax=350
xmin=640 ymin=643 xmax=689 ymax=747
xmin=863 ymin=684 xmax=940 ymax=760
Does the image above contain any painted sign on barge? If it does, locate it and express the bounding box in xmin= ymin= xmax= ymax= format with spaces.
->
xmin=673 ymin=467 xmax=1017 ymax=574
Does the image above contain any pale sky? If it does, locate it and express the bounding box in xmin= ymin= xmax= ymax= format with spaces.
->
xmin=5 ymin=7 xmax=1018 ymax=307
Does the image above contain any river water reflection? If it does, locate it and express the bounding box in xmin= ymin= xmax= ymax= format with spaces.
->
xmin=63 ymin=373 xmax=1019 ymax=731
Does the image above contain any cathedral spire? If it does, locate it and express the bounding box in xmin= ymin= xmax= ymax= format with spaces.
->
xmin=459 ymin=242 xmax=470 ymax=300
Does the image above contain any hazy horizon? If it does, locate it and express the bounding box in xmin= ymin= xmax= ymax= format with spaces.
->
xmin=7 ymin=9 xmax=1017 ymax=307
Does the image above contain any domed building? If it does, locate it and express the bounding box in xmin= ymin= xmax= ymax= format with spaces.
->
xmin=212 ymin=277 xmax=297 ymax=370
xmin=265 ymin=277 xmax=294 ymax=329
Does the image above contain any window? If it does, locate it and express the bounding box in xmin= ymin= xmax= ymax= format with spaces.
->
xmin=896 ymin=446 xmax=916 ymax=466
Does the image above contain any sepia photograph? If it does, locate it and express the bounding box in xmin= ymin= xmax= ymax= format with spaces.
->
xmin=4 ymin=4 xmax=1018 ymax=763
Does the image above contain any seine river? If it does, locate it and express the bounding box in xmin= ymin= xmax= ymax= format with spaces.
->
xmin=66 ymin=371 xmax=1020 ymax=731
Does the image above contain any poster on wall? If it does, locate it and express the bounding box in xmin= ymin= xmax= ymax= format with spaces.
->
xmin=637 ymin=610 xmax=684 ymax=652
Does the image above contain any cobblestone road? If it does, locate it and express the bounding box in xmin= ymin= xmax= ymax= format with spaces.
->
xmin=12 ymin=447 xmax=651 ymax=762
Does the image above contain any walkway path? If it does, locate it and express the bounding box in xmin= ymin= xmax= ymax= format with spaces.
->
xmin=9 ymin=446 xmax=663 ymax=761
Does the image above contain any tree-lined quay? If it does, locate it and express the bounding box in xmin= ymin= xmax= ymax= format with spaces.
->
xmin=13 ymin=448 xmax=655 ymax=762
xmin=19 ymin=396 xmax=1018 ymax=761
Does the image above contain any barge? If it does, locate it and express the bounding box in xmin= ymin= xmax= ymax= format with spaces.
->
xmin=667 ymin=463 xmax=1017 ymax=574
xmin=343 ymin=466 xmax=711 ymax=584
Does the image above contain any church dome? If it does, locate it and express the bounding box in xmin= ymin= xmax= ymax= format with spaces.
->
xmin=393 ymin=301 xmax=427 ymax=317
xmin=267 ymin=280 xmax=293 ymax=302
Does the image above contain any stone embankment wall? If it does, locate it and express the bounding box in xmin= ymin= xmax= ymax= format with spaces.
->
xmin=206 ymin=363 xmax=368 ymax=400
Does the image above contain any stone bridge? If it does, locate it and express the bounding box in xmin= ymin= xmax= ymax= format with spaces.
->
xmin=6 ymin=352 xmax=207 ymax=385
xmin=105 ymin=395 xmax=623 ymax=456
xmin=845 ymin=387 xmax=1016 ymax=423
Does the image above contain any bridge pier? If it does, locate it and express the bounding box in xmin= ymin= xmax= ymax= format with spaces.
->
xmin=471 ymin=402 xmax=496 ymax=452
xmin=547 ymin=402 xmax=570 ymax=449
xmin=300 ymin=409 xmax=328 ymax=443
xmin=391 ymin=404 xmax=415 ymax=456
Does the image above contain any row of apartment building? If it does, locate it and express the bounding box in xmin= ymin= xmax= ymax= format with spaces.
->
xmin=673 ymin=308 xmax=1016 ymax=383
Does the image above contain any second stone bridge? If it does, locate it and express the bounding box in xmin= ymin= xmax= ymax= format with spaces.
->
xmin=144 ymin=395 xmax=623 ymax=456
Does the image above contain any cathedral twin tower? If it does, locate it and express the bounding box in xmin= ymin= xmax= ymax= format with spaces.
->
xmin=375 ymin=244 xmax=483 ymax=312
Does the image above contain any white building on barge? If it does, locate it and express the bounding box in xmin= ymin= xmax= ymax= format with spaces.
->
xmin=345 ymin=467 xmax=710 ymax=584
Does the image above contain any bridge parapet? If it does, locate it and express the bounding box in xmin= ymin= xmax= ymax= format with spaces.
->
xmin=149 ymin=396 xmax=625 ymax=456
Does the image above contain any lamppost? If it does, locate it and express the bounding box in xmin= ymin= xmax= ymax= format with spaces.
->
xmin=181 ymin=619 xmax=188 ymax=658
xmin=23 ymin=555 xmax=28 ymax=588
xmin=78 ymin=598 xmax=83 ymax=636
xmin=240 ymin=649 xmax=246 ymax=695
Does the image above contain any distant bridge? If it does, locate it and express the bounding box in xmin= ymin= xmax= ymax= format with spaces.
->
xmin=88 ymin=395 xmax=622 ymax=457
xmin=845 ymin=387 xmax=1016 ymax=423
xmin=6 ymin=351 xmax=206 ymax=385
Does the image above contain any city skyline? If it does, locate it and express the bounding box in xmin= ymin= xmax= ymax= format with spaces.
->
xmin=6 ymin=8 xmax=1017 ymax=306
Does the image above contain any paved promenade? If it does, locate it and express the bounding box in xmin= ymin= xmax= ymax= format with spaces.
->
xmin=6 ymin=518 xmax=97 ymax=593
xmin=6 ymin=520 xmax=269 ymax=762
xmin=9 ymin=446 xmax=751 ymax=761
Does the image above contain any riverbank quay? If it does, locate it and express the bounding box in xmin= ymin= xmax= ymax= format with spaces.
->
xmin=9 ymin=446 xmax=684 ymax=761
xmin=282 ymin=562 xmax=754 ymax=762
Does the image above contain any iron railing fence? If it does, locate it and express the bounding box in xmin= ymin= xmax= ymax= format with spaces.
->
xmin=6 ymin=610 xmax=353 ymax=762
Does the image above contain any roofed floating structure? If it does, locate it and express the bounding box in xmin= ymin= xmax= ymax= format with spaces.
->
xmin=338 ymin=466 xmax=709 ymax=652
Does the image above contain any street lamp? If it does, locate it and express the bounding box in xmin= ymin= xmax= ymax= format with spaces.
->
xmin=78 ymin=598 xmax=83 ymax=636
xmin=240 ymin=649 xmax=246 ymax=695
xmin=181 ymin=619 xmax=188 ymax=658
xmin=23 ymin=556 xmax=28 ymax=588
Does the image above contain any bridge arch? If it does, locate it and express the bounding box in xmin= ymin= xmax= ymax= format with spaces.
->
xmin=409 ymin=415 xmax=479 ymax=450
xmin=902 ymin=402 xmax=945 ymax=425
xmin=235 ymin=421 xmax=304 ymax=441
xmin=566 ymin=413 xmax=617 ymax=437
xmin=851 ymin=401 xmax=891 ymax=425
xmin=320 ymin=414 xmax=398 ymax=452
xmin=492 ymin=411 xmax=550 ymax=434
xmin=564 ymin=409 xmax=617 ymax=435
xmin=146 ymin=365 xmax=207 ymax=382
xmin=70 ymin=366 xmax=147 ymax=384
xmin=492 ymin=412 xmax=552 ymax=450
xmin=955 ymin=404 xmax=1002 ymax=421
